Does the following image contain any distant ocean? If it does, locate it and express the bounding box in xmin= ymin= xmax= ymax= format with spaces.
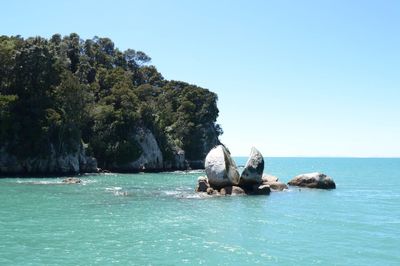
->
xmin=1 ymin=158 xmax=399 ymax=265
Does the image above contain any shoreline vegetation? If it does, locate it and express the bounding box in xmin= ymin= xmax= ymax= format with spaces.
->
xmin=0 ymin=33 xmax=221 ymax=176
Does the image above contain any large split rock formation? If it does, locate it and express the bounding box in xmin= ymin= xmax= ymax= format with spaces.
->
xmin=239 ymin=147 xmax=264 ymax=189
xmin=197 ymin=145 xmax=336 ymax=196
xmin=199 ymin=145 xmax=273 ymax=196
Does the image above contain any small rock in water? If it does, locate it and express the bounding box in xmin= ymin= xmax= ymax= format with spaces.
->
xmin=196 ymin=176 xmax=210 ymax=192
xmin=261 ymin=174 xmax=279 ymax=183
xmin=266 ymin=181 xmax=288 ymax=191
xmin=261 ymin=174 xmax=288 ymax=191
xmin=62 ymin=177 xmax=81 ymax=184
xmin=288 ymin=172 xmax=336 ymax=189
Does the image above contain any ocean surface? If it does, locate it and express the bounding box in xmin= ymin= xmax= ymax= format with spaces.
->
xmin=1 ymin=158 xmax=399 ymax=265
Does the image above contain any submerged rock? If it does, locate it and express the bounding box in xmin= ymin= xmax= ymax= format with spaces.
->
xmin=62 ymin=177 xmax=82 ymax=184
xmin=204 ymin=145 xmax=240 ymax=188
xmin=288 ymin=172 xmax=336 ymax=189
xmin=240 ymin=147 xmax=264 ymax=186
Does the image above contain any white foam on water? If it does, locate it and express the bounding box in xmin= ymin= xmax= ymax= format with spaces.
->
xmin=186 ymin=170 xmax=205 ymax=174
xmin=105 ymin=186 xmax=122 ymax=191
xmin=16 ymin=180 xmax=62 ymax=185
xmin=164 ymin=190 xmax=180 ymax=196
xmin=80 ymin=179 xmax=97 ymax=185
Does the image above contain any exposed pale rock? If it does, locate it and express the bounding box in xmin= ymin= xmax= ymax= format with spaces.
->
xmin=204 ymin=145 xmax=240 ymax=188
xmin=288 ymin=172 xmax=336 ymax=189
xmin=262 ymin=174 xmax=278 ymax=183
xmin=0 ymin=144 xmax=97 ymax=175
xmin=125 ymin=127 xmax=163 ymax=171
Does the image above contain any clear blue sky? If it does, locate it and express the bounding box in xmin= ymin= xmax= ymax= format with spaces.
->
xmin=2 ymin=0 xmax=400 ymax=157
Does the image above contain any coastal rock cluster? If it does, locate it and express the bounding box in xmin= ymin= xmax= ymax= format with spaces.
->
xmin=197 ymin=145 xmax=287 ymax=196
xmin=196 ymin=145 xmax=336 ymax=196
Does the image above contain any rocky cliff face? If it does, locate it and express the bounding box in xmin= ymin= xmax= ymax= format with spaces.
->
xmin=0 ymin=144 xmax=97 ymax=175
xmin=119 ymin=124 xmax=220 ymax=172
xmin=115 ymin=127 xmax=164 ymax=171
xmin=0 ymin=124 xmax=220 ymax=174
xmin=118 ymin=126 xmax=207 ymax=171
xmin=186 ymin=122 xmax=221 ymax=169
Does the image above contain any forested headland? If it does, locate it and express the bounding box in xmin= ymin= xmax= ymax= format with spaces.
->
xmin=0 ymin=33 xmax=222 ymax=175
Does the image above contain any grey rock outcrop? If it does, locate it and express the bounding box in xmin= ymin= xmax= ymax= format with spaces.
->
xmin=267 ymin=181 xmax=288 ymax=191
xmin=240 ymin=147 xmax=264 ymax=186
xmin=0 ymin=144 xmax=97 ymax=175
xmin=204 ymin=145 xmax=240 ymax=188
xmin=262 ymin=174 xmax=278 ymax=183
xmin=288 ymin=172 xmax=336 ymax=189
xmin=172 ymin=149 xmax=187 ymax=169
xmin=261 ymin=174 xmax=288 ymax=191
xmin=120 ymin=127 xmax=164 ymax=171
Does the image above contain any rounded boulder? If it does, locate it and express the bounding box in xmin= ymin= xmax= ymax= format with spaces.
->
xmin=288 ymin=172 xmax=336 ymax=189
xmin=205 ymin=145 xmax=240 ymax=188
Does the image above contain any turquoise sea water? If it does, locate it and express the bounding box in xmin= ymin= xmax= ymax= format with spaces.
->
xmin=1 ymin=158 xmax=399 ymax=265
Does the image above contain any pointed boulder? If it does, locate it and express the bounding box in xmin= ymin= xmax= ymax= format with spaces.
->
xmin=240 ymin=147 xmax=264 ymax=186
xmin=204 ymin=145 xmax=240 ymax=188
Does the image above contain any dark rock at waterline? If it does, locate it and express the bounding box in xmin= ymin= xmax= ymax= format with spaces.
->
xmin=204 ymin=145 xmax=240 ymax=188
xmin=288 ymin=172 xmax=336 ymax=189
xmin=62 ymin=177 xmax=82 ymax=184
xmin=220 ymin=186 xmax=246 ymax=195
xmin=240 ymin=147 xmax=264 ymax=186
xmin=251 ymin=184 xmax=271 ymax=195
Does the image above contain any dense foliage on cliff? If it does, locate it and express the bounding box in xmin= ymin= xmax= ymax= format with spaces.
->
xmin=0 ymin=34 xmax=222 ymax=169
